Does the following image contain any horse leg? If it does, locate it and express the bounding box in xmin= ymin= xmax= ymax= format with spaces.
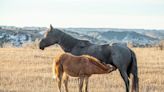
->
xmin=79 ymin=77 xmax=85 ymax=92
xmin=84 ymin=77 xmax=89 ymax=92
xmin=63 ymin=73 xmax=69 ymax=92
xmin=119 ymin=70 xmax=130 ymax=92
xmin=131 ymin=75 xmax=134 ymax=92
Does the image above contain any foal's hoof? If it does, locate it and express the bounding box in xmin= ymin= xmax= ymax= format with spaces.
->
xmin=52 ymin=75 xmax=56 ymax=80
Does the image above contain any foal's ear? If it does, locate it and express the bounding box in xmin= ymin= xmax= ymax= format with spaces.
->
xmin=50 ymin=24 xmax=53 ymax=31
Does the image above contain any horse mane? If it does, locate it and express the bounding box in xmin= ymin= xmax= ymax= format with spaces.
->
xmin=53 ymin=28 xmax=92 ymax=45
xmin=53 ymin=28 xmax=77 ymax=41
xmin=82 ymin=55 xmax=108 ymax=71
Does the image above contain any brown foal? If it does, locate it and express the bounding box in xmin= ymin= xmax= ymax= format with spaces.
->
xmin=52 ymin=52 xmax=116 ymax=92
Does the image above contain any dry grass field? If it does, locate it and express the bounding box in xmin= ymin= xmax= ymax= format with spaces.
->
xmin=0 ymin=47 xmax=164 ymax=92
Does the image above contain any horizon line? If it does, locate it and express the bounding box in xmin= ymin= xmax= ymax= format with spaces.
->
xmin=1 ymin=25 xmax=164 ymax=30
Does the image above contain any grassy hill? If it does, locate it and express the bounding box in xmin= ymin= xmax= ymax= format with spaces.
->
xmin=0 ymin=47 xmax=164 ymax=92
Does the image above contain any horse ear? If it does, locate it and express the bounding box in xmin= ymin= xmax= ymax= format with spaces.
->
xmin=50 ymin=24 xmax=53 ymax=31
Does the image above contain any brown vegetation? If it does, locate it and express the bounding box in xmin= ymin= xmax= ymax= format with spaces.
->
xmin=158 ymin=40 xmax=164 ymax=50
xmin=0 ymin=47 xmax=164 ymax=92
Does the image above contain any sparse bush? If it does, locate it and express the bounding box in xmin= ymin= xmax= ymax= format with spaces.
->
xmin=127 ymin=42 xmax=133 ymax=48
xmin=158 ymin=40 xmax=164 ymax=50
xmin=2 ymin=43 xmax=15 ymax=48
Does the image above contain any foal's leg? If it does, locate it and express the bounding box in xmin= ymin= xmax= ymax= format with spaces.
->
xmin=57 ymin=77 xmax=62 ymax=92
xmin=57 ymin=71 xmax=63 ymax=92
xmin=63 ymin=73 xmax=69 ymax=92
xmin=79 ymin=77 xmax=85 ymax=92
xmin=84 ymin=77 xmax=89 ymax=92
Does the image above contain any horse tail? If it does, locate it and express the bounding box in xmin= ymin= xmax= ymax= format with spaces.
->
xmin=128 ymin=49 xmax=139 ymax=92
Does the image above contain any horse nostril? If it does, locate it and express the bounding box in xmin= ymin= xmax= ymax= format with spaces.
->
xmin=39 ymin=47 xmax=44 ymax=50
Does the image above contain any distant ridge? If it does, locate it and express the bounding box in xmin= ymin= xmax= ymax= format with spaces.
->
xmin=0 ymin=26 xmax=163 ymax=47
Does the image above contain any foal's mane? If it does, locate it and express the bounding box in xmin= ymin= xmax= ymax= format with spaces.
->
xmin=82 ymin=55 xmax=108 ymax=71
xmin=82 ymin=55 xmax=101 ymax=62
xmin=53 ymin=51 xmax=65 ymax=63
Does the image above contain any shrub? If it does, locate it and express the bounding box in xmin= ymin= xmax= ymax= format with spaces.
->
xmin=158 ymin=40 xmax=164 ymax=50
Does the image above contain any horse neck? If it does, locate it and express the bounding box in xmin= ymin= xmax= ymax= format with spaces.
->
xmin=59 ymin=33 xmax=79 ymax=52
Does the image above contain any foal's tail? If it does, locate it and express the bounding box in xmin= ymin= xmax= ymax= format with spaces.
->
xmin=128 ymin=50 xmax=139 ymax=92
xmin=52 ymin=58 xmax=64 ymax=81
xmin=52 ymin=53 xmax=65 ymax=80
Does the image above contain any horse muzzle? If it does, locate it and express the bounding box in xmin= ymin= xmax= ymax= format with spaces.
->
xmin=39 ymin=47 xmax=45 ymax=50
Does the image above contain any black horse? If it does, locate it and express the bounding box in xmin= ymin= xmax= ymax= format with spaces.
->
xmin=39 ymin=25 xmax=139 ymax=92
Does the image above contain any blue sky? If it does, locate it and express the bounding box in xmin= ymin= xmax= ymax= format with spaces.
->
xmin=0 ymin=0 xmax=164 ymax=29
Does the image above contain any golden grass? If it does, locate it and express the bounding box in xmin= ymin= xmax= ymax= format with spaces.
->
xmin=0 ymin=47 xmax=164 ymax=92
